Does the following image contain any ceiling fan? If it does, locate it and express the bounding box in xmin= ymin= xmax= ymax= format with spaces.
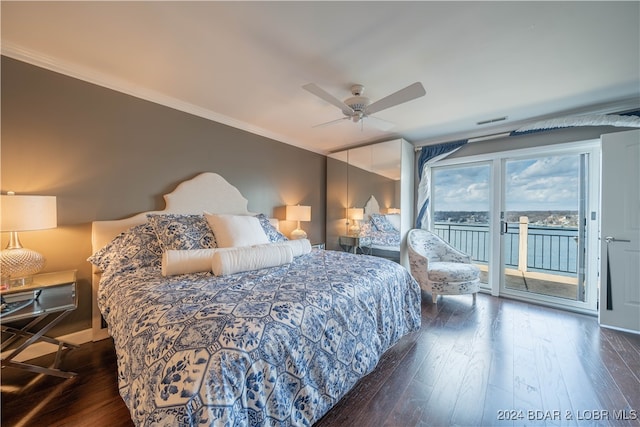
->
xmin=302 ymin=81 xmax=426 ymax=130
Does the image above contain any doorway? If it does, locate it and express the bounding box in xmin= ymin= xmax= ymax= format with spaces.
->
xmin=500 ymin=153 xmax=590 ymax=305
xmin=430 ymin=141 xmax=599 ymax=313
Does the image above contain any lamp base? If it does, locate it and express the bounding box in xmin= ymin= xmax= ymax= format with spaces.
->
xmin=0 ymin=248 xmax=46 ymax=287
xmin=290 ymin=228 xmax=307 ymax=240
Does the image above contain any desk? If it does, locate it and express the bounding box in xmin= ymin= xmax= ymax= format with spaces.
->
xmin=1 ymin=270 xmax=78 ymax=378
xmin=339 ymin=235 xmax=372 ymax=255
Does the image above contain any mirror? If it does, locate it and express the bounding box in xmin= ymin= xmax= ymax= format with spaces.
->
xmin=326 ymin=139 xmax=414 ymax=266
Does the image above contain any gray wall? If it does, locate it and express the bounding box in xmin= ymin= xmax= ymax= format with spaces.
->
xmin=1 ymin=56 xmax=326 ymax=337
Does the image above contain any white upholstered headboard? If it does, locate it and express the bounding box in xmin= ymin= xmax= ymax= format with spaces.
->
xmin=91 ymin=172 xmax=269 ymax=340
xmin=363 ymin=195 xmax=381 ymax=219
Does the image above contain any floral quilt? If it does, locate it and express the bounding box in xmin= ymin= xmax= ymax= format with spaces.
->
xmin=98 ymin=249 xmax=421 ymax=426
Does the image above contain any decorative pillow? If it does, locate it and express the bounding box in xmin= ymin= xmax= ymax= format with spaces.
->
xmin=255 ymin=213 xmax=288 ymax=242
xmin=269 ymin=239 xmax=311 ymax=257
xmin=371 ymin=213 xmax=396 ymax=233
xmin=147 ymin=214 xmax=216 ymax=250
xmin=161 ymin=248 xmax=216 ymax=276
xmin=359 ymin=222 xmax=372 ymax=237
xmin=204 ymin=213 xmax=269 ymax=248
xmin=87 ymin=223 xmax=162 ymax=273
xmin=211 ymin=244 xmax=293 ymax=276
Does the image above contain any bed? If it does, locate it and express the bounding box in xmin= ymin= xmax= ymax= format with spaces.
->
xmin=359 ymin=195 xmax=402 ymax=262
xmin=90 ymin=173 xmax=421 ymax=426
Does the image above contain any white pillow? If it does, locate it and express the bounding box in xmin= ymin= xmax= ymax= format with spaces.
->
xmin=211 ymin=244 xmax=293 ymax=276
xmin=385 ymin=214 xmax=401 ymax=231
xmin=161 ymin=249 xmax=216 ymax=276
xmin=204 ymin=213 xmax=269 ymax=248
xmin=270 ymin=239 xmax=312 ymax=257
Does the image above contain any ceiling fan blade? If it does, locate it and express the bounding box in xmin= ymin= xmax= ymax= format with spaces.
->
xmin=303 ymin=83 xmax=355 ymax=115
xmin=365 ymin=82 xmax=426 ymax=115
xmin=365 ymin=115 xmax=396 ymax=131
xmin=312 ymin=116 xmax=350 ymax=128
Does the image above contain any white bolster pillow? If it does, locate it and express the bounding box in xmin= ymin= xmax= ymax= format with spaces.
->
xmin=272 ymin=239 xmax=312 ymax=257
xmin=212 ymin=245 xmax=294 ymax=276
xmin=162 ymin=249 xmax=216 ymax=276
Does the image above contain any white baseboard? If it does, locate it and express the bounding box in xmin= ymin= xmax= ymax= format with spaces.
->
xmin=1 ymin=328 xmax=93 ymax=362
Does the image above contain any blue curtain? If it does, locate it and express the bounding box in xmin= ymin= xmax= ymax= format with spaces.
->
xmin=416 ymin=140 xmax=468 ymax=229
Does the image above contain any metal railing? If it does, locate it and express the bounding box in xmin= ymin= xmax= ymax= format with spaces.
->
xmin=433 ymin=218 xmax=578 ymax=275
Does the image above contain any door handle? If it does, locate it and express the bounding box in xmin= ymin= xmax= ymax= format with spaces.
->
xmin=604 ymin=236 xmax=631 ymax=244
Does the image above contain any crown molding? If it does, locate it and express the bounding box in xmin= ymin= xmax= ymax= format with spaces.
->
xmin=1 ymin=43 xmax=324 ymax=155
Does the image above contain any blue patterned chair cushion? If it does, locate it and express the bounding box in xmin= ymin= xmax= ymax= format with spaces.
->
xmin=87 ymin=223 xmax=163 ymax=273
xmin=147 ymin=214 xmax=216 ymax=250
xmin=255 ymin=213 xmax=288 ymax=242
xmin=428 ymin=261 xmax=480 ymax=282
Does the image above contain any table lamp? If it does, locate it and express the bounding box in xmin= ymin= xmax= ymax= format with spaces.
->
xmin=347 ymin=208 xmax=364 ymax=236
xmin=286 ymin=205 xmax=311 ymax=240
xmin=1 ymin=192 xmax=57 ymax=287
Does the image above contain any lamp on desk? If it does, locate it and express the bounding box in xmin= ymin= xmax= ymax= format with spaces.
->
xmin=347 ymin=208 xmax=364 ymax=236
xmin=286 ymin=205 xmax=311 ymax=240
xmin=1 ymin=192 xmax=57 ymax=287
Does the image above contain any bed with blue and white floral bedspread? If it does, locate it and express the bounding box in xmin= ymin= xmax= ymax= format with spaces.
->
xmin=98 ymin=249 xmax=421 ymax=426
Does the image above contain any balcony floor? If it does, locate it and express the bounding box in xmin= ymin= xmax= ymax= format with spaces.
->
xmin=479 ymin=268 xmax=580 ymax=300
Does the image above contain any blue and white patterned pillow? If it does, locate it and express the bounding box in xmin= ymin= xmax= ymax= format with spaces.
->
xmin=255 ymin=213 xmax=288 ymax=242
xmin=87 ymin=223 xmax=162 ymax=273
xmin=371 ymin=213 xmax=396 ymax=233
xmin=147 ymin=214 xmax=217 ymax=250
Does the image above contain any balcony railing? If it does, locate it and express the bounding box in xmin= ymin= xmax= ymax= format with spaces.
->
xmin=433 ymin=217 xmax=578 ymax=275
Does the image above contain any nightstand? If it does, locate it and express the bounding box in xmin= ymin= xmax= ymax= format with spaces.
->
xmin=1 ymin=270 xmax=78 ymax=378
xmin=339 ymin=235 xmax=372 ymax=254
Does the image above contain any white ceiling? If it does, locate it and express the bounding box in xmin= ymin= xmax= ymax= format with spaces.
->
xmin=2 ymin=1 xmax=639 ymax=155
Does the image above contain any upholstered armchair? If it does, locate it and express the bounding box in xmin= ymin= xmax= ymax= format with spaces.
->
xmin=407 ymin=229 xmax=480 ymax=303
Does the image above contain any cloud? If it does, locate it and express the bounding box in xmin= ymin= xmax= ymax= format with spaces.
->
xmin=432 ymin=155 xmax=580 ymax=212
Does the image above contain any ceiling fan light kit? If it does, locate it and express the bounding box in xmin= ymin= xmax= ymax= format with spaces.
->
xmin=303 ymin=81 xmax=426 ymax=129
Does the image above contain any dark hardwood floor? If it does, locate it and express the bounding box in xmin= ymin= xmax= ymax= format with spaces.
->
xmin=2 ymin=292 xmax=639 ymax=426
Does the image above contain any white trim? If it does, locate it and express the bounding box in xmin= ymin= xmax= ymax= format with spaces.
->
xmin=1 ymin=43 xmax=323 ymax=155
xmin=1 ymin=328 xmax=94 ymax=363
xmin=599 ymin=324 xmax=640 ymax=336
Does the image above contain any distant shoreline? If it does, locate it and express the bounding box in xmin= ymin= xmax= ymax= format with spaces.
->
xmin=434 ymin=210 xmax=579 ymax=228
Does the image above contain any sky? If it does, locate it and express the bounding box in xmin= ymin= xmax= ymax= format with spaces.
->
xmin=432 ymin=155 xmax=580 ymax=212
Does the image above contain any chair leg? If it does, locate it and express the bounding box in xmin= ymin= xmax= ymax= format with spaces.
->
xmin=432 ymin=292 xmax=438 ymax=303
xmin=472 ymin=292 xmax=477 ymax=303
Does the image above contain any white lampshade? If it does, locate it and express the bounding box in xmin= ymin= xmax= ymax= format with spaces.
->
xmin=1 ymin=194 xmax=57 ymax=231
xmin=286 ymin=205 xmax=311 ymax=222
xmin=286 ymin=205 xmax=311 ymax=240
xmin=1 ymin=193 xmax=57 ymax=287
xmin=347 ymin=208 xmax=364 ymax=221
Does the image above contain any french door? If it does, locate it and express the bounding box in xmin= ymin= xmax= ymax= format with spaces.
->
xmin=430 ymin=141 xmax=599 ymax=313
xmin=499 ymin=152 xmax=597 ymax=311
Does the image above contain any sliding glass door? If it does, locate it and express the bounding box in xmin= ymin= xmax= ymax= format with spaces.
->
xmin=432 ymin=162 xmax=491 ymax=289
xmin=429 ymin=141 xmax=599 ymax=313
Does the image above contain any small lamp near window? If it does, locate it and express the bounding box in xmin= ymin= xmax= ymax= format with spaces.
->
xmin=347 ymin=208 xmax=364 ymax=236
xmin=386 ymin=208 xmax=401 ymax=214
xmin=0 ymin=192 xmax=57 ymax=287
xmin=286 ymin=205 xmax=311 ymax=240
